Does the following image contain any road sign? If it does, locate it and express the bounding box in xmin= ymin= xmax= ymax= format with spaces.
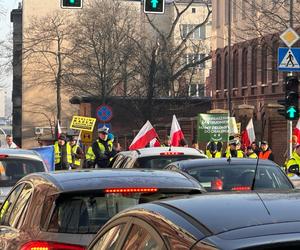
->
xmin=98 ymin=123 xmax=112 ymax=132
xmin=280 ymin=28 xmax=299 ymax=47
xmin=96 ymin=105 xmax=113 ymax=122
xmin=70 ymin=116 xmax=96 ymax=132
xmin=278 ymin=47 xmax=300 ymax=72
xmin=81 ymin=131 xmax=93 ymax=144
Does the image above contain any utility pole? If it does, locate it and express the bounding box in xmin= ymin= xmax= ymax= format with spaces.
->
xmin=227 ymin=0 xmax=232 ymax=117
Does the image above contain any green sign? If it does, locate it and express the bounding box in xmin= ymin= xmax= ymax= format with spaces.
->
xmin=197 ymin=113 xmax=229 ymax=142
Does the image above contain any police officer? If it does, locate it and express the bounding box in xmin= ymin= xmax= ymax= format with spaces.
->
xmin=224 ymin=139 xmax=244 ymax=158
xmin=54 ymin=133 xmax=73 ymax=170
xmin=91 ymin=126 xmax=115 ymax=168
xmin=84 ymin=146 xmax=96 ymax=168
xmin=246 ymin=146 xmax=258 ymax=159
xmin=287 ymin=143 xmax=300 ymax=175
xmin=206 ymin=141 xmax=222 ymax=158
xmin=69 ymin=136 xmax=84 ymax=169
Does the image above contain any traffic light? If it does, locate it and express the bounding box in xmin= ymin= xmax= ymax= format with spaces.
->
xmin=61 ymin=0 xmax=82 ymax=8
xmin=144 ymin=0 xmax=165 ymax=14
xmin=285 ymin=76 xmax=299 ymax=120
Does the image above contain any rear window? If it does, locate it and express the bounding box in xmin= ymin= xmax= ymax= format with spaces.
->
xmin=45 ymin=189 xmax=197 ymax=234
xmin=186 ymin=165 xmax=293 ymax=192
xmin=135 ymin=155 xmax=205 ymax=169
xmin=0 ymin=159 xmax=45 ymax=187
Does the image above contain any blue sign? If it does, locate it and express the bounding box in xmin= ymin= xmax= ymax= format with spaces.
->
xmin=278 ymin=47 xmax=300 ymax=72
xmin=96 ymin=105 xmax=113 ymax=122
xmin=31 ymin=146 xmax=55 ymax=171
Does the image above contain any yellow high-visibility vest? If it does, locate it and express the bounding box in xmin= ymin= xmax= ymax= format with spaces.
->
xmin=54 ymin=141 xmax=72 ymax=164
xmin=71 ymin=144 xmax=81 ymax=166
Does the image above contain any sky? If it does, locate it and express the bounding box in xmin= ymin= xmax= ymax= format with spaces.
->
xmin=0 ymin=0 xmax=19 ymax=90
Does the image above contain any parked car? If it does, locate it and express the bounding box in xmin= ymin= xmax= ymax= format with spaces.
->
xmin=88 ymin=190 xmax=300 ymax=250
xmin=0 ymin=169 xmax=204 ymax=249
xmin=110 ymin=147 xmax=207 ymax=169
xmin=165 ymin=158 xmax=294 ymax=191
xmin=0 ymin=149 xmax=48 ymax=204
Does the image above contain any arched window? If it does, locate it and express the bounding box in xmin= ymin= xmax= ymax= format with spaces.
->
xmin=242 ymin=48 xmax=248 ymax=86
xmin=224 ymin=52 xmax=228 ymax=89
xmin=272 ymin=39 xmax=278 ymax=83
xmin=232 ymin=49 xmax=238 ymax=88
xmin=251 ymin=46 xmax=257 ymax=85
xmin=261 ymin=43 xmax=268 ymax=85
xmin=216 ymin=54 xmax=221 ymax=90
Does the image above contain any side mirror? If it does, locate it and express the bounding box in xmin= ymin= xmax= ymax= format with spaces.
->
xmin=288 ymin=165 xmax=300 ymax=175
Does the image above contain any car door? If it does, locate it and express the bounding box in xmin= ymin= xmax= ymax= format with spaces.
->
xmin=0 ymin=182 xmax=34 ymax=250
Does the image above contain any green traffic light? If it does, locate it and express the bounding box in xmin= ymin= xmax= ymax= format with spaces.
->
xmin=69 ymin=0 xmax=75 ymax=4
xmin=151 ymin=0 xmax=159 ymax=8
xmin=287 ymin=106 xmax=297 ymax=119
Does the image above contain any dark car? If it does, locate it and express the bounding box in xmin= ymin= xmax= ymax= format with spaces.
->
xmin=110 ymin=147 xmax=207 ymax=169
xmin=165 ymin=158 xmax=293 ymax=191
xmin=0 ymin=169 xmax=204 ymax=249
xmin=0 ymin=149 xmax=48 ymax=204
xmin=89 ymin=191 xmax=300 ymax=250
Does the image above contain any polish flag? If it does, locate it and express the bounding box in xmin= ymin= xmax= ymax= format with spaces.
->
xmin=170 ymin=115 xmax=184 ymax=146
xmin=129 ymin=121 xmax=158 ymax=150
xmin=293 ymin=118 xmax=300 ymax=143
xmin=149 ymin=138 xmax=161 ymax=147
xmin=241 ymin=118 xmax=255 ymax=148
xmin=57 ymin=120 xmax=62 ymax=139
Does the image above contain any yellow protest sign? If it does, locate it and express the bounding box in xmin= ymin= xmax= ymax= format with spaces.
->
xmin=70 ymin=116 xmax=96 ymax=132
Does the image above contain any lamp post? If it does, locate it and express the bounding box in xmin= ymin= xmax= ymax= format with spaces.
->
xmin=227 ymin=0 xmax=232 ymax=117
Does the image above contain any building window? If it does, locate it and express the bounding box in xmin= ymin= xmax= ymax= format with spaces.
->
xmin=216 ymin=54 xmax=221 ymax=90
xmin=224 ymin=52 xmax=228 ymax=89
xmin=261 ymin=44 xmax=267 ymax=85
xmin=251 ymin=46 xmax=257 ymax=85
xmin=233 ymin=49 xmax=239 ymax=88
xmin=184 ymin=54 xmax=206 ymax=69
xmin=272 ymin=39 xmax=278 ymax=83
xmin=180 ymin=24 xmax=206 ymax=40
xmin=192 ymin=8 xmax=196 ymax=13
xmin=188 ymin=84 xmax=204 ymax=97
xmin=242 ymin=48 xmax=248 ymax=86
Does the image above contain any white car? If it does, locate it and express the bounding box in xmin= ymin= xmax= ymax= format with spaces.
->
xmin=110 ymin=146 xmax=207 ymax=169
xmin=0 ymin=149 xmax=48 ymax=203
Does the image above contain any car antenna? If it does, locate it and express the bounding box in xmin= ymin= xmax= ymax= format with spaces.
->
xmin=251 ymin=153 xmax=260 ymax=190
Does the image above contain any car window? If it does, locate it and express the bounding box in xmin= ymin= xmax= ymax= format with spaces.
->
xmin=46 ymin=190 xmax=196 ymax=234
xmin=122 ymin=223 xmax=163 ymax=250
xmin=0 ymin=183 xmax=24 ymax=226
xmin=137 ymin=155 xmax=203 ymax=169
xmin=186 ymin=165 xmax=293 ymax=192
xmin=0 ymin=159 xmax=45 ymax=187
xmin=90 ymin=224 xmax=125 ymax=250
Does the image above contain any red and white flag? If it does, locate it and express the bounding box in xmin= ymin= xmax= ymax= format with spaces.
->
xmin=57 ymin=120 xmax=62 ymax=139
xmin=129 ymin=121 xmax=158 ymax=150
xmin=241 ymin=118 xmax=255 ymax=148
xmin=293 ymin=118 xmax=300 ymax=143
xmin=149 ymin=138 xmax=161 ymax=147
xmin=170 ymin=115 xmax=184 ymax=146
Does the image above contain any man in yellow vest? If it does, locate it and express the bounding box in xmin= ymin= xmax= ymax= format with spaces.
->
xmin=54 ymin=133 xmax=73 ymax=170
xmin=224 ymin=139 xmax=244 ymax=158
xmin=69 ymin=136 xmax=84 ymax=169
xmin=206 ymin=141 xmax=222 ymax=158
xmin=246 ymin=146 xmax=258 ymax=159
xmin=91 ymin=126 xmax=115 ymax=168
xmin=287 ymin=143 xmax=300 ymax=175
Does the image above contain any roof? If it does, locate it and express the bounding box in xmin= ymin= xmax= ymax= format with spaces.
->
xmin=124 ymin=147 xmax=206 ymax=157
xmin=23 ymin=169 xmax=203 ymax=193
xmin=173 ymin=158 xmax=277 ymax=169
xmin=0 ymin=149 xmax=44 ymax=161
xmin=137 ymin=191 xmax=300 ymax=237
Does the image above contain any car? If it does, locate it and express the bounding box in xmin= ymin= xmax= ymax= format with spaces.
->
xmin=164 ymin=158 xmax=294 ymax=191
xmin=110 ymin=146 xmax=207 ymax=169
xmin=0 ymin=149 xmax=48 ymax=204
xmin=0 ymin=169 xmax=205 ymax=249
xmin=88 ymin=190 xmax=300 ymax=250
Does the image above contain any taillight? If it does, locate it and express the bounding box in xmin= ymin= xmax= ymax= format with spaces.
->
xmin=231 ymin=186 xmax=251 ymax=191
xmin=160 ymin=152 xmax=184 ymax=156
xmin=20 ymin=241 xmax=85 ymax=250
xmin=0 ymin=154 xmax=8 ymax=159
xmin=211 ymin=179 xmax=223 ymax=190
xmin=105 ymin=187 xmax=158 ymax=193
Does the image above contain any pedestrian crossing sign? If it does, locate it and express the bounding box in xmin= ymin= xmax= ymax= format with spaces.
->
xmin=278 ymin=47 xmax=300 ymax=72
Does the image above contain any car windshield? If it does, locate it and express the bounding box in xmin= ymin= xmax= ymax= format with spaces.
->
xmin=45 ymin=190 xmax=197 ymax=234
xmin=136 ymin=155 xmax=205 ymax=169
xmin=186 ymin=164 xmax=293 ymax=192
xmin=0 ymin=158 xmax=45 ymax=187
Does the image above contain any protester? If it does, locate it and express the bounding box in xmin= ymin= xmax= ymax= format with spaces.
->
xmin=54 ymin=133 xmax=73 ymax=170
xmin=258 ymin=141 xmax=274 ymax=161
xmin=246 ymin=146 xmax=258 ymax=159
xmin=69 ymin=136 xmax=84 ymax=169
xmin=206 ymin=141 xmax=222 ymax=158
xmin=251 ymin=141 xmax=260 ymax=156
xmin=224 ymin=139 xmax=244 ymax=158
xmin=1 ymin=135 xmax=19 ymax=149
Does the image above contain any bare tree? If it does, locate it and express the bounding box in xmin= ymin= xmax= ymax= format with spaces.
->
xmin=23 ymin=11 xmax=76 ymax=122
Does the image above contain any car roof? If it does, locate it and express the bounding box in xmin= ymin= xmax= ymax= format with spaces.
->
xmin=119 ymin=147 xmax=206 ymax=158
xmin=168 ymin=157 xmax=277 ymax=169
xmin=0 ymin=148 xmax=44 ymax=161
xmin=151 ymin=191 xmax=300 ymax=235
xmin=22 ymin=169 xmax=203 ymax=193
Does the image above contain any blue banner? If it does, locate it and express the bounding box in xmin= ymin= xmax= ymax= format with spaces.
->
xmin=31 ymin=146 xmax=55 ymax=171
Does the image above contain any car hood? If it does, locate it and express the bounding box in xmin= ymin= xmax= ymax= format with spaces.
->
xmin=161 ymin=191 xmax=300 ymax=235
xmin=0 ymin=186 xmax=12 ymax=203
